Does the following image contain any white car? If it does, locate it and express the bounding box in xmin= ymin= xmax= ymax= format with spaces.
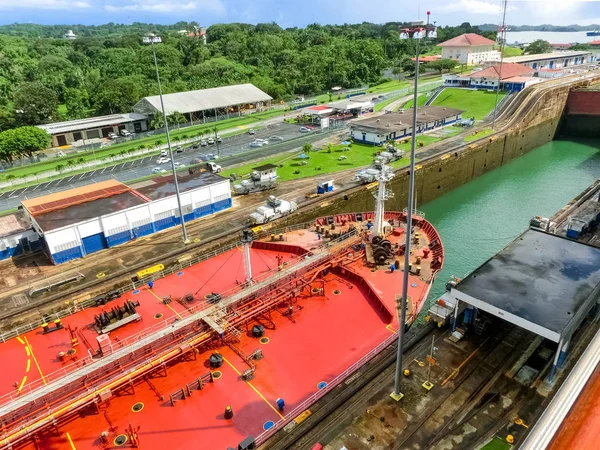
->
xmin=200 ymin=140 xmax=208 ymax=146
xmin=108 ymin=132 xmax=118 ymax=140
xmin=207 ymin=137 xmax=215 ymax=145
xmin=156 ymin=157 xmax=171 ymax=164
xmin=160 ymin=149 xmax=168 ymax=157
xmin=299 ymin=126 xmax=312 ymax=133
xmin=249 ymin=140 xmax=266 ymax=148
xmin=173 ymin=162 xmax=186 ymax=169
xmin=120 ymin=129 xmax=131 ymax=137
xmin=216 ymin=135 xmax=222 ymax=143
xmin=152 ymin=167 xmax=167 ymax=174
xmin=248 ymin=129 xmax=256 ymax=135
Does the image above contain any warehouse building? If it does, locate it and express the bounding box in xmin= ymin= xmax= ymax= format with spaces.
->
xmin=37 ymin=113 xmax=148 ymax=148
xmin=133 ymin=83 xmax=272 ymax=122
xmin=350 ymin=106 xmax=464 ymax=145
xmin=19 ymin=173 xmax=231 ymax=265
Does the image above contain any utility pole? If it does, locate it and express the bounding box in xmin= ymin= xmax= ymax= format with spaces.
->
xmin=492 ymin=0 xmax=509 ymax=130
xmin=143 ymin=33 xmax=189 ymax=243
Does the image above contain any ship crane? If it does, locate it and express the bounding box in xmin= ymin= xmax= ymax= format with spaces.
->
xmin=240 ymin=229 xmax=254 ymax=285
xmin=372 ymin=164 xmax=395 ymax=237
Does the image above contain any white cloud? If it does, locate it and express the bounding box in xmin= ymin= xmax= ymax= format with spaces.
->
xmin=0 ymin=0 xmax=90 ymax=9
xmin=105 ymin=0 xmax=224 ymax=14
xmin=438 ymin=0 xmax=508 ymax=15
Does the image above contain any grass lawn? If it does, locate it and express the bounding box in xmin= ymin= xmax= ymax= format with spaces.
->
xmin=481 ymin=436 xmax=512 ymax=450
xmin=369 ymin=80 xmax=411 ymax=94
xmin=374 ymin=95 xmax=404 ymax=112
xmin=403 ymin=93 xmax=430 ymax=108
xmin=223 ymin=142 xmax=408 ymax=183
xmin=0 ymin=109 xmax=289 ymax=182
xmin=464 ymin=128 xmax=495 ymax=142
xmin=503 ymin=46 xmax=523 ymax=57
xmin=431 ymin=88 xmax=505 ymax=121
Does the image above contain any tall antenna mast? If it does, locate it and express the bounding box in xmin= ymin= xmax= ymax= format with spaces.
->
xmin=492 ymin=0 xmax=509 ymax=130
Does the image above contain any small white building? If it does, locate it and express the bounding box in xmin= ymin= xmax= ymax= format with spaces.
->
xmin=437 ymin=33 xmax=500 ymax=65
xmin=64 ymin=30 xmax=77 ymax=40
xmin=350 ymin=106 xmax=464 ymax=145
xmin=497 ymin=51 xmax=595 ymax=70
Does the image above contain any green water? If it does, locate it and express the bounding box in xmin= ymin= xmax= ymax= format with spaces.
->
xmin=422 ymin=138 xmax=600 ymax=304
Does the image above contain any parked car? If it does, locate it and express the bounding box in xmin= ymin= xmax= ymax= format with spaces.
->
xmin=173 ymin=162 xmax=186 ymax=169
xmin=216 ymin=135 xmax=222 ymax=143
xmin=120 ymin=129 xmax=131 ymax=137
xmin=378 ymin=95 xmax=385 ymax=99
xmin=160 ymin=149 xmax=168 ymax=157
xmin=200 ymin=153 xmax=219 ymax=161
xmin=299 ymin=126 xmax=312 ymax=133
xmin=207 ymin=137 xmax=215 ymax=145
xmin=192 ymin=143 xmax=200 ymax=149
xmin=152 ymin=167 xmax=167 ymax=174
xmin=248 ymin=129 xmax=256 ymax=135
xmin=200 ymin=140 xmax=208 ymax=146
xmin=156 ymin=157 xmax=171 ymax=164
xmin=175 ymin=145 xmax=184 ymax=153
xmin=56 ymin=150 xmax=66 ymax=157
xmin=371 ymin=97 xmax=378 ymax=101
xmin=108 ymin=132 xmax=118 ymax=140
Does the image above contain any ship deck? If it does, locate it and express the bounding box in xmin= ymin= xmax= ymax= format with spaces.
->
xmin=1 ymin=213 xmax=443 ymax=450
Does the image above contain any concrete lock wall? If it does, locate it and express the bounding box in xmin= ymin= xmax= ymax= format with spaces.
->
xmin=561 ymin=90 xmax=600 ymax=137
xmin=275 ymin=82 xmax=580 ymax=226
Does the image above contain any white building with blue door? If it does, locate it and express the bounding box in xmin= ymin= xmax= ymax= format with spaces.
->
xmin=349 ymin=106 xmax=464 ymax=145
xmin=0 ymin=213 xmax=42 ymax=260
xmin=21 ymin=174 xmax=231 ymax=265
xmin=496 ymin=51 xmax=595 ymax=70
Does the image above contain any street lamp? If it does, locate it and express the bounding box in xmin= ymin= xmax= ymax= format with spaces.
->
xmin=143 ymin=33 xmax=189 ymax=243
xmin=391 ymin=12 xmax=437 ymax=402
xmin=492 ymin=0 xmax=509 ymax=130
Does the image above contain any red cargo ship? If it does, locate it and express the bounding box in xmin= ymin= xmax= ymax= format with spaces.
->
xmin=0 ymin=182 xmax=443 ymax=450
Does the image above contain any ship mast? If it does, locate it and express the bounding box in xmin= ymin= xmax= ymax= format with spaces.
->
xmin=373 ymin=165 xmax=395 ymax=237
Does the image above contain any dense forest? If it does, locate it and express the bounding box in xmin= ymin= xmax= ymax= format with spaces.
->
xmin=0 ymin=21 xmax=495 ymax=131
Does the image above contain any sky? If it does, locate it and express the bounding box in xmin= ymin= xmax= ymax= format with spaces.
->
xmin=1 ymin=0 xmax=600 ymax=28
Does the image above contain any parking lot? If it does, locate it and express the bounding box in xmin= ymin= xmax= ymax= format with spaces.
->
xmin=0 ymin=122 xmax=346 ymax=211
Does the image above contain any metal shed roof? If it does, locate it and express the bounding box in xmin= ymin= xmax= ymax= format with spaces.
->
xmin=37 ymin=113 xmax=147 ymax=135
xmin=501 ymin=51 xmax=592 ymax=64
xmin=451 ymin=229 xmax=600 ymax=342
xmin=133 ymin=83 xmax=273 ymax=116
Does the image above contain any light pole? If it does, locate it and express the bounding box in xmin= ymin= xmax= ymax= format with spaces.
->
xmin=391 ymin=13 xmax=437 ymax=402
xmin=143 ymin=33 xmax=189 ymax=243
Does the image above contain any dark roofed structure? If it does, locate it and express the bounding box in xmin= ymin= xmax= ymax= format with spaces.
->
xmin=351 ymin=106 xmax=464 ymax=134
xmin=130 ymin=170 xmax=226 ymax=201
xmin=452 ymin=229 xmax=600 ymax=342
xmin=253 ymin=164 xmax=279 ymax=171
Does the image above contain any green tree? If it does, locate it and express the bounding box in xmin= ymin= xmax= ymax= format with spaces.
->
xmin=64 ymin=87 xmax=90 ymax=120
xmin=0 ymin=126 xmax=51 ymax=162
xmin=13 ymin=82 xmax=58 ymax=125
xmin=149 ymin=111 xmax=164 ymax=130
xmin=425 ymin=58 xmax=457 ymax=74
xmin=400 ymin=56 xmax=415 ymax=74
xmin=94 ymin=77 xmax=142 ymax=114
xmin=302 ymin=143 xmax=313 ymax=153
xmin=167 ymin=111 xmax=187 ymax=129
xmin=525 ymin=40 xmax=552 ymax=55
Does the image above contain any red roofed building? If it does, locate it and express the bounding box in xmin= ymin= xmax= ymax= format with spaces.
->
xmin=550 ymin=43 xmax=573 ymax=51
xmin=443 ymin=63 xmax=535 ymax=92
xmin=590 ymin=40 xmax=600 ymax=48
xmin=437 ymin=33 xmax=500 ymax=65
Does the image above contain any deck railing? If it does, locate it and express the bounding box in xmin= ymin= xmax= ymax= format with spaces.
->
xmin=0 ymin=230 xmax=355 ymax=409
xmin=255 ymin=329 xmax=400 ymax=446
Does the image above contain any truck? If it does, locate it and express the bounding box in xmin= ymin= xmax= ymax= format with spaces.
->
xmin=374 ymin=145 xmax=403 ymax=169
xmin=233 ymin=164 xmax=278 ymax=195
xmin=249 ymin=196 xmax=297 ymax=225
xmin=206 ymin=161 xmax=222 ymax=173
xmin=355 ymin=168 xmax=381 ymax=184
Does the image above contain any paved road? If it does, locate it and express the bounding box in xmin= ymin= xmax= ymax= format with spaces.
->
xmin=0 ymin=123 xmax=346 ymax=211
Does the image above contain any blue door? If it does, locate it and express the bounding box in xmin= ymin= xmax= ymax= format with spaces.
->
xmin=82 ymin=233 xmax=108 ymax=255
xmin=549 ymin=61 xmax=554 ymax=69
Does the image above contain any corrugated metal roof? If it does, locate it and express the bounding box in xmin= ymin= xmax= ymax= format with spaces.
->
xmin=133 ymin=83 xmax=273 ymax=115
xmin=22 ymin=180 xmax=132 ymax=215
xmin=37 ymin=113 xmax=147 ymax=135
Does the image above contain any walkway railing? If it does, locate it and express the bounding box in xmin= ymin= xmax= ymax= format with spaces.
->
xmin=255 ymin=329 xmax=400 ymax=446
